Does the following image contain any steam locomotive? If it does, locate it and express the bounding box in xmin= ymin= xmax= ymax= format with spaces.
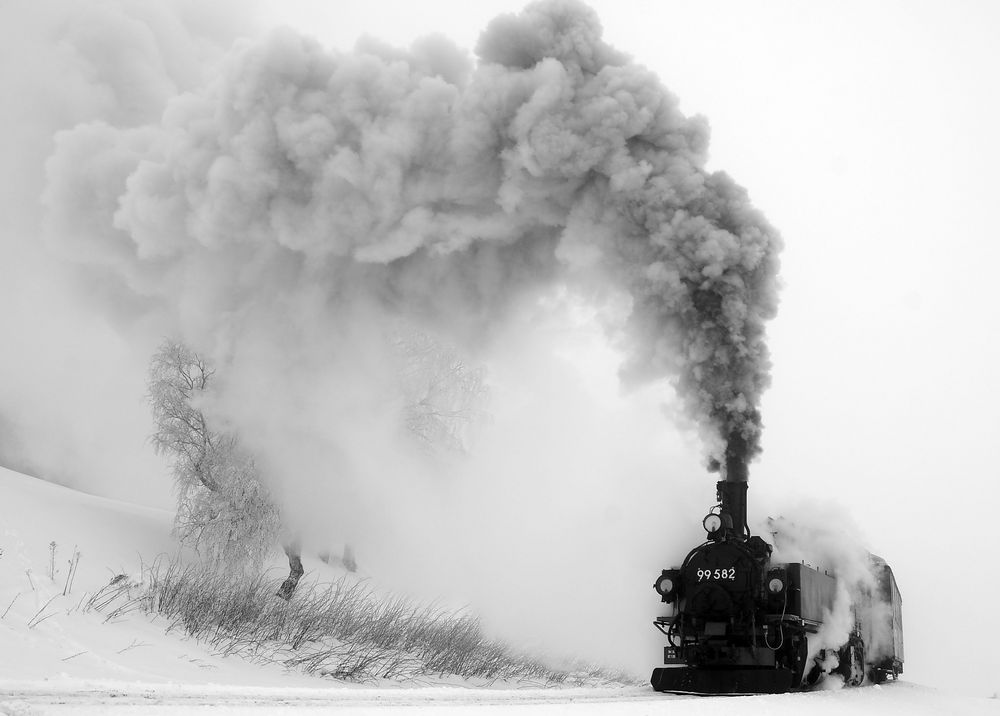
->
xmin=650 ymin=442 xmax=904 ymax=694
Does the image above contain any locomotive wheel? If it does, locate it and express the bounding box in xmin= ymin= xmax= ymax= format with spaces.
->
xmin=868 ymin=660 xmax=900 ymax=684
xmin=789 ymin=636 xmax=809 ymax=687
xmin=836 ymin=636 xmax=865 ymax=687
xmin=848 ymin=640 xmax=866 ymax=686
xmin=804 ymin=649 xmax=825 ymax=687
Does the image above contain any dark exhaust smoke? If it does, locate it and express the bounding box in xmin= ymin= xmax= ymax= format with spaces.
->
xmin=722 ymin=431 xmax=749 ymax=483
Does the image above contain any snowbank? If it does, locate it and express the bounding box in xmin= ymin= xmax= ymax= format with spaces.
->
xmin=0 ymin=466 xmax=326 ymax=689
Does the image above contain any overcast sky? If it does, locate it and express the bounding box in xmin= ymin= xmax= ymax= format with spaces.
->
xmin=2 ymin=0 xmax=998 ymax=698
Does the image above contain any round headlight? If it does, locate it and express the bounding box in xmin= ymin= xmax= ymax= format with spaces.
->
xmin=657 ymin=577 xmax=674 ymax=595
xmin=703 ymin=514 xmax=723 ymax=533
xmin=768 ymin=577 xmax=784 ymax=594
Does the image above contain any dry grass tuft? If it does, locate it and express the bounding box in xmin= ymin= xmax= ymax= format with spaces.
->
xmin=86 ymin=561 xmax=632 ymax=686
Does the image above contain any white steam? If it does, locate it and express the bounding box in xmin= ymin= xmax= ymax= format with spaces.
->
xmin=765 ymin=502 xmax=893 ymax=683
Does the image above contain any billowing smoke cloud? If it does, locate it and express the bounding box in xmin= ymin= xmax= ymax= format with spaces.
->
xmin=41 ymin=0 xmax=781 ymax=469
xmin=0 ymin=0 xmax=255 ymax=504
xmin=10 ymin=0 xmax=781 ymax=674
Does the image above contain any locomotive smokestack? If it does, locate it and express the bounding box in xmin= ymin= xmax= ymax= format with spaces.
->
xmin=718 ymin=433 xmax=749 ymax=539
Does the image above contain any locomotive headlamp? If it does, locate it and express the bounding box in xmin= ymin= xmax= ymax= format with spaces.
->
xmin=703 ymin=513 xmax=723 ymax=533
xmin=654 ymin=569 xmax=680 ymax=602
xmin=768 ymin=577 xmax=785 ymax=594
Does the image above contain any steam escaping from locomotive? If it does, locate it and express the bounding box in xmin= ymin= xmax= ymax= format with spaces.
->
xmin=767 ymin=510 xmax=902 ymax=675
xmin=41 ymin=0 xmax=781 ymax=473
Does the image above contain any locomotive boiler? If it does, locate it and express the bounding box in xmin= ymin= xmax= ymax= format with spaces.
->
xmin=650 ymin=439 xmax=904 ymax=694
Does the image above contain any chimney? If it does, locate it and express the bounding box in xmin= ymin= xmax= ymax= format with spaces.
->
xmin=717 ymin=432 xmax=749 ymax=539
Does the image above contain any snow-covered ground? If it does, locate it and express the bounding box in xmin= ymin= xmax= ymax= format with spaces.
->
xmin=2 ymin=466 xmax=997 ymax=715
xmin=3 ymin=682 xmax=997 ymax=716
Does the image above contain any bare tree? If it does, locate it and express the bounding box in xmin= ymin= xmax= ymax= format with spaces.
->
xmin=148 ymin=341 xmax=280 ymax=571
xmin=393 ymin=328 xmax=489 ymax=456
xmin=147 ymin=331 xmax=488 ymax=599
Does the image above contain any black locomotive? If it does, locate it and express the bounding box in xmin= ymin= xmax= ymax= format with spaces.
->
xmin=651 ymin=442 xmax=903 ymax=694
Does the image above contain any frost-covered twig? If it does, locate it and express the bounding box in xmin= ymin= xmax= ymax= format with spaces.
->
xmin=117 ymin=639 xmax=150 ymax=654
xmin=27 ymin=595 xmax=59 ymax=629
xmin=63 ymin=548 xmax=81 ymax=595
xmin=1 ymin=592 xmax=19 ymax=619
xmin=69 ymin=592 xmax=88 ymax=614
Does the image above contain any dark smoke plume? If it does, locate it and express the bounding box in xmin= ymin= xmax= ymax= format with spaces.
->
xmin=42 ymin=0 xmax=781 ymax=468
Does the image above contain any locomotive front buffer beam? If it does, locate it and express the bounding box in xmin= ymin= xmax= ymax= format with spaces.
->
xmin=651 ymin=666 xmax=796 ymax=695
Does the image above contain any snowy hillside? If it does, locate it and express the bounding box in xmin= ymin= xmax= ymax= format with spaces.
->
xmin=2 ymin=466 xmax=998 ymax=715
xmin=0 ymin=466 xmax=320 ymax=687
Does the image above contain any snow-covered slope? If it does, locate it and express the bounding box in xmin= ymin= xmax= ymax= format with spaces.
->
xmin=1 ymin=467 xmax=997 ymax=715
xmin=0 ymin=466 xmax=332 ymax=690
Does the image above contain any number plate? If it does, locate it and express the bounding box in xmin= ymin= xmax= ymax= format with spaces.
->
xmin=696 ymin=567 xmax=738 ymax=582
